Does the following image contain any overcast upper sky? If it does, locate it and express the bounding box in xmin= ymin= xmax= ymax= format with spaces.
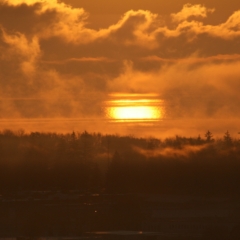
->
xmin=1 ymin=0 xmax=240 ymax=137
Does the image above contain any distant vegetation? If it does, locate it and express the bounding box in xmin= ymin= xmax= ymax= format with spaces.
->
xmin=0 ymin=129 xmax=240 ymax=196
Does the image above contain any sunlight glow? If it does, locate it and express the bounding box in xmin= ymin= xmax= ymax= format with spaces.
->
xmin=105 ymin=93 xmax=164 ymax=122
xmin=108 ymin=106 xmax=161 ymax=120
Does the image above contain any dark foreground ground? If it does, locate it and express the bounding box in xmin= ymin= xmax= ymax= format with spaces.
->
xmin=0 ymin=192 xmax=239 ymax=240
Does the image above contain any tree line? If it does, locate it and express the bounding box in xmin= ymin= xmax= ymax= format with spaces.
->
xmin=0 ymin=129 xmax=240 ymax=196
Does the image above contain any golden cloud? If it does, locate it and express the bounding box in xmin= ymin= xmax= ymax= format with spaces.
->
xmin=1 ymin=1 xmax=240 ymax=136
xmin=2 ymin=1 xmax=240 ymax=46
xmin=171 ymin=4 xmax=215 ymax=23
xmin=2 ymin=30 xmax=40 ymax=75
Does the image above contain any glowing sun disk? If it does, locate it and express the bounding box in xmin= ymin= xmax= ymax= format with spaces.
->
xmin=108 ymin=106 xmax=161 ymax=120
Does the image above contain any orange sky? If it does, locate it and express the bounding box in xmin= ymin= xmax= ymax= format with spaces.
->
xmin=1 ymin=0 xmax=240 ymax=137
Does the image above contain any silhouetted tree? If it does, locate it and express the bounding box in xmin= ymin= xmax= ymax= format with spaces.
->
xmin=224 ymin=130 xmax=232 ymax=147
xmin=205 ymin=130 xmax=213 ymax=142
xmin=0 ymin=130 xmax=240 ymax=196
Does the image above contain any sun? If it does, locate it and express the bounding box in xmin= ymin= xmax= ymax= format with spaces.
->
xmin=105 ymin=93 xmax=164 ymax=122
xmin=108 ymin=106 xmax=161 ymax=120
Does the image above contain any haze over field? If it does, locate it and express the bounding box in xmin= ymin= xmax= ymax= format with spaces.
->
xmin=1 ymin=0 xmax=240 ymax=137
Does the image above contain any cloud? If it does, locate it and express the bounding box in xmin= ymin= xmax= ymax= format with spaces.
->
xmin=212 ymin=10 xmax=240 ymax=39
xmin=105 ymin=10 xmax=161 ymax=49
xmin=108 ymin=57 xmax=240 ymax=119
xmin=1 ymin=1 xmax=240 ymax=135
xmin=1 ymin=1 xmax=240 ymax=48
xmin=171 ymin=4 xmax=215 ymax=23
xmin=1 ymin=30 xmax=40 ymax=75
xmin=1 ymin=0 xmax=94 ymax=43
xmin=42 ymin=57 xmax=114 ymax=65
xmin=140 ymin=54 xmax=240 ymax=66
xmin=170 ymin=9 xmax=240 ymax=40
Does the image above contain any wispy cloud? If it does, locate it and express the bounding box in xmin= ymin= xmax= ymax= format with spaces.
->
xmin=42 ymin=57 xmax=114 ymax=65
